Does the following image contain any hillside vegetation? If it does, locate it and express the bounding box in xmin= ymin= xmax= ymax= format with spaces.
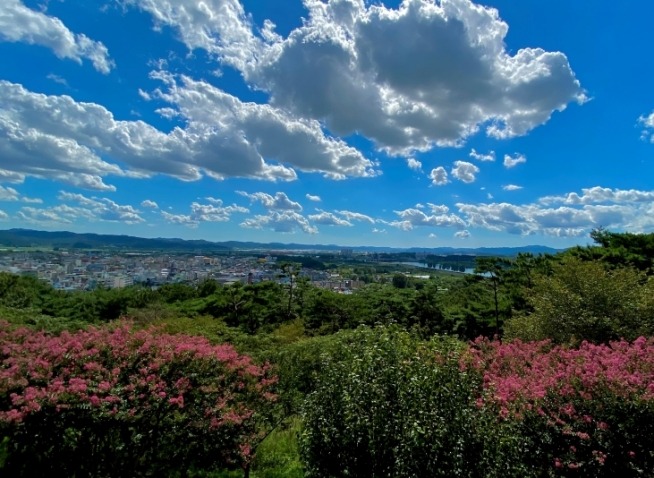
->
xmin=1 ymin=229 xmax=654 ymax=477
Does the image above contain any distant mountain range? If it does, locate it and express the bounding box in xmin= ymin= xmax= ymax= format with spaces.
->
xmin=0 ymin=229 xmax=563 ymax=256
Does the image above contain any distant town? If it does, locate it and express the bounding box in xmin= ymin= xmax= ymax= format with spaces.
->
xmin=0 ymin=229 xmax=558 ymax=292
xmin=0 ymin=249 xmax=367 ymax=293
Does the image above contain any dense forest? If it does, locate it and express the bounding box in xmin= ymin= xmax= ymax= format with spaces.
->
xmin=1 ymin=229 xmax=654 ymax=477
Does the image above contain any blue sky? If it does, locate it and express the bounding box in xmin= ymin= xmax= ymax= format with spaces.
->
xmin=0 ymin=0 xmax=653 ymax=248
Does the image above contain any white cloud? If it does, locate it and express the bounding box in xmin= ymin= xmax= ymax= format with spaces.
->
xmin=390 ymin=207 xmax=466 ymax=231
xmin=57 ymin=191 xmax=145 ymax=224
xmin=0 ymin=0 xmax=113 ymax=73
xmin=451 ymin=161 xmax=479 ymax=183
xmin=427 ymin=203 xmax=450 ymax=214
xmin=428 ymin=233 xmax=437 ymax=238
xmin=0 ymin=80 xmax=195 ymax=189
xmin=0 ymin=170 xmax=25 ymax=183
xmin=237 ymin=191 xmax=302 ymax=211
xmin=240 ymin=211 xmax=318 ymax=234
xmin=407 ymin=158 xmax=422 ymax=171
xmin=17 ymin=206 xmax=72 ymax=225
xmin=161 ymin=211 xmax=198 ymax=227
xmin=149 ymin=72 xmax=377 ymax=180
xmin=141 ymin=199 xmax=159 ymax=209
xmin=0 ymin=186 xmax=19 ymax=201
xmin=21 ymin=196 xmax=43 ymax=204
xmin=502 ymin=184 xmax=523 ymax=191
xmin=190 ymin=201 xmax=248 ymax=222
xmin=308 ymin=211 xmax=352 ymax=226
xmin=540 ymin=186 xmax=654 ymax=205
xmin=0 ymin=210 xmax=8 ymax=220
xmin=429 ymin=166 xmax=449 ymax=185
xmin=372 ymin=228 xmax=386 ymax=234
xmin=503 ymin=153 xmax=527 ymax=168
xmin=638 ymin=111 xmax=654 ymax=142
xmin=454 ymin=230 xmax=470 ymax=238
xmin=336 ymin=210 xmax=376 ymax=224
xmin=0 ymin=77 xmax=378 ymax=190
xmin=161 ymin=199 xmax=248 ymax=227
xmin=125 ymin=0 xmax=263 ymax=73
xmin=128 ymin=0 xmax=585 ymax=155
xmin=469 ymin=149 xmax=495 ymax=162
xmin=454 ymin=190 xmax=654 ymax=237
xmin=306 ymin=193 xmax=322 ymax=202
xmin=46 ymin=73 xmax=69 ymax=87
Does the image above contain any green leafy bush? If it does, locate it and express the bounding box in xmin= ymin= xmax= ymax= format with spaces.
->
xmin=505 ymin=258 xmax=654 ymax=344
xmin=300 ymin=326 xmax=484 ymax=477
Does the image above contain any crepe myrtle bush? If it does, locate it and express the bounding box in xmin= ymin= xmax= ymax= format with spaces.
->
xmin=466 ymin=337 xmax=654 ymax=477
xmin=0 ymin=320 xmax=277 ymax=477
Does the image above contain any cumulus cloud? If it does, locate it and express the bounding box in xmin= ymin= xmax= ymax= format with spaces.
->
xmin=0 ymin=186 xmax=42 ymax=203
xmin=427 ymin=203 xmax=450 ymax=214
xmin=306 ymin=193 xmax=322 ymax=202
xmin=390 ymin=207 xmax=466 ymax=231
xmin=502 ymin=184 xmax=523 ymax=191
xmin=149 ymin=72 xmax=377 ymax=180
xmin=0 ymin=76 xmax=378 ymax=190
xmin=451 ymin=161 xmax=479 ymax=183
xmin=240 ymin=211 xmax=318 ymax=234
xmin=237 ymin=191 xmax=302 ymax=211
xmin=0 ymin=0 xmax=113 ymax=73
xmin=161 ymin=211 xmax=197 ymax=227
xmin=124 ymin=0 xmax=263 ymax=73
xmin=407 ymin=158 xmax=423 ymax=171
xmin=0 ymin=186 xmax=19 ymax=201
xmin=454 ymin=191 xmax=654 ymax=237
xmin=540 ymin=186 xmax=654 ymax=205
xmin=17 ymin=206 xmax=72 ymax=225
xmin=161 ymin=199 xmax=249 ymax=227
xmin=57 ymin=191 xmax=145 ymax=223
xmin=190 ymin=201 xmax=249 ymax=221
xmin=308 ymin=211 xmax=352 ymax=226
xmin=469 ymin=149 xmax=495 ymax=162
xmin=127 ymin=0 xmax=584 ymax=155
xmin=454 ymin=230 xmax=470 ymax=238
xmin=336 ymin=210 xmax=376 ymax=224
xmin=429 ymin=166 xmax=449 ymax=185
xmin=141 ymin=199 xmax=159 ymax=209
xmin=0 ymin=80 xmax=196 ymax=189
xmin=503 ymin=153 xmax=526 ymax=168
xmin=0 ymin=170 xmax=25 ymax=183
xmin=638 ymin=111 xmax=654 ymax=142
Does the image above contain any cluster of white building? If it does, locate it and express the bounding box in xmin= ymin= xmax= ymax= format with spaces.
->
xmin=0 ymin=251 xmax=364 ymax=293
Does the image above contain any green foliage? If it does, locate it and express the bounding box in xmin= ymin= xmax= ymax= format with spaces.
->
xmin=0 ymin=272 xmax=50 ymax=309
xmin=505 ymin=257 xmax=654 ymax=344
xmin=568 ymin=228 xmax=654 ymax=274
xmin=198 ymin=282 xmax=287 ymax=334
xmin=250 ymin=418 xmax=304 ymax=478
xmin=300 ymin=326 xmax=484 ymax=477
xmin=391 ymin=273 xmax=409 ymax=289
xmin=267 ymin=331 xmax=360 ymax=416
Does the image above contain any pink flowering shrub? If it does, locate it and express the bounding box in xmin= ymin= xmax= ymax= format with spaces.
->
xmin=0 ymin=320 xmax=277 ymax=477
xmin=465 ymin=337 xmax=654 ymax=476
